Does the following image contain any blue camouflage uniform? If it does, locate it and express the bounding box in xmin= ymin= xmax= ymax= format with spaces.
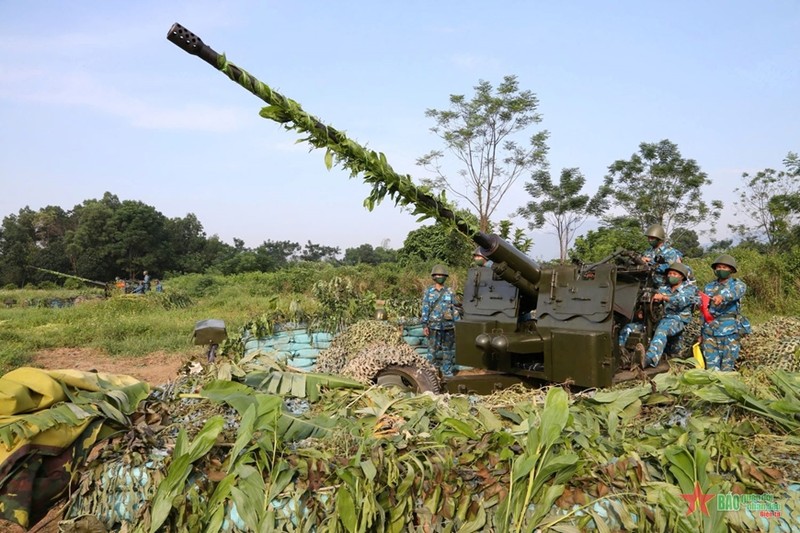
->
xmin=618 ymin=321 xmax=644 ymax=349
xmin=421 ymin=284 xmax=458 ymax=377
xmin=644 ymin=281 xmax=698 ymax=367
xmin=701 ymin=278 xmax=749 ymax=371
xmin=643 ymin=243 xmax=683 ymax=287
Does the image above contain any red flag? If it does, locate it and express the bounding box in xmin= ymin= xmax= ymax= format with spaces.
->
xmin=699 ymin=292 xmax=713 ymax=323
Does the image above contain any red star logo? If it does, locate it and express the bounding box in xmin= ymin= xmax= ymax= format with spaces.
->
xmin=680 ymin=481 xmax=714 ymax=516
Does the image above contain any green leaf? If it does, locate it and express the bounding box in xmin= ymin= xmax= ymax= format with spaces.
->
xmin=474 ymin=405 xmax=503 ymax=431
xmin=539 ymin=387 xmax=570 ymax=448
xmin=324 ymin=149 xmax=334 ymax=170
xmin=336 ymin=485 xmax=358 ymax=533
xmin=440 ymin=417 xmax=479 ymax=439
xmin=149 ymin=417 xmax=225 ymax=532
xmin=360 ymin=459 xmax=377 ymax=482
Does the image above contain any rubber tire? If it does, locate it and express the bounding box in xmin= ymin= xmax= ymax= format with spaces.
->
xmin=375 ymin=365 xmax=443 ymax=394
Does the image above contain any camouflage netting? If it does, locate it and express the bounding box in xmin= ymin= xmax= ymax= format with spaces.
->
xmin=18 ymin=319 xmax=800 ymax=532
xmin=740 ymin=316 xmax=800 ymax=372
xmin=314 ymin=319 xmax=405 ymax=375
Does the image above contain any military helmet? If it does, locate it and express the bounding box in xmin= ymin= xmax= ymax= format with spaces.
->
xmin=644 ymin=224 xmax=666 ymax=241
xmin=666 ymin=262 xmax=690 ymax=280
xmin=431 ymin=264 xmax=449 ymax=277
xmin=711 ymin=254 xmax=737 ymax=273
xmin=473 ymin=247 xmax=488 ymax=259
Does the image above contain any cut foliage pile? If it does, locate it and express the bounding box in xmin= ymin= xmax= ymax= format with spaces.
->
xmin=57 ymin=361 xmax=799 ymax=532
xmin=7 ymin=319 xmax=800 ymax=532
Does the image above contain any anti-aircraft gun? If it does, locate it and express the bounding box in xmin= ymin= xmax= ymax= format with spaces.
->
xmin=167 ymin=23 xmax=669 ymax=392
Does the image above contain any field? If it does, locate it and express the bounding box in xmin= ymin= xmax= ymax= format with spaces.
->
xmin=2 ymin=268 xmax=800 ymax=532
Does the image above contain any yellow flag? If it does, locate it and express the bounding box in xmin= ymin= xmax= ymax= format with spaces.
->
xmin=692 ymin=343 xmax=705 ymax=369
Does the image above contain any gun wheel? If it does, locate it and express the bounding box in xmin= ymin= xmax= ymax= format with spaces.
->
xmin=375 ymin=365 xmax=444 ymax=394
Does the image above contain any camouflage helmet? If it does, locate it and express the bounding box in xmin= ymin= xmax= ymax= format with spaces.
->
xmin=473 ymin=247 xmax=488 ymax=259
xmin=431 ymin=264 xmax=449 ymax=277
xmin=644 ymin=224 xmax=666 ymax=241
xmin=711 ymin=254 xmax=738 ymax=273
xmin=666 ymin=262 xmax=690 ymax=281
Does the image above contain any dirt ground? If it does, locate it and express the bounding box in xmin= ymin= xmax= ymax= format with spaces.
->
xmin=30 ymin=347 xmax=187 ymax=386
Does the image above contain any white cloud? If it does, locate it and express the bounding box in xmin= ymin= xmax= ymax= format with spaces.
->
xmin=0 ymin=68 xmax=248 ymax=132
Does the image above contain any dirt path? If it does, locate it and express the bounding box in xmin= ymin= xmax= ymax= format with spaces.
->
xmin=30 ymin=347 xmax=187 ymax=386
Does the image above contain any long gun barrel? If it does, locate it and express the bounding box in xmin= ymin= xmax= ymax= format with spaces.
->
xmin=167 ymin=23 xmax=540 ymax=295
xmin=29 ymin=266 xmax=108 ymax=288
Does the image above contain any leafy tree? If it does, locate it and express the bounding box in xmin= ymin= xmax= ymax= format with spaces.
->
xmin=416 ymin=75 xmax=549 ymax=233
xmin=399 ymin=223 xmax=473 ymax=268
xmin=569 ymin=217 xmax=646 ymax=263
xmin=785 ymin=151 xmax=800 ymax=176
xmin=604 ymin=139 xmax=722 ymax=234
xmin=255 ymin=240 xmax=301 ymax=271
xmin=108 ymin=200 xmax=170 ymax=277
xmin=495 ymin=220 xmax=533 ymax=253
xmin=64 ymin=194 xmax=121 ymax=280
xmin=298 ymin=241 xmax=340 ymax=263
xmin=342 ymin=244 xmax=398 ymax=265
xmin=0 ymin=208 xmax=37 ymax=286
xmin=730 ymin=153 xmax=800 ymax=248
xmin=705 ymin=238 xmax=734 ymax=255
xmin=165 ymin=213 xmax=209 ymax=273
xmin=669 ymin=227 xmax=703 ymax=258
xmin=518 ymin=168 xmax=610 ymax=262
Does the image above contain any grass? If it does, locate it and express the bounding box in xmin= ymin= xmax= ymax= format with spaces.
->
xmin=0 ymin=287 xmax=296 ymax=372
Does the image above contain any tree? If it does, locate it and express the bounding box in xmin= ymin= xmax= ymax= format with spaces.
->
xmin=605 ymin=139 xmax=722 ymax=234
xmin=254 ymin=240 xmax=301 ymax=271
xmin=0 ymin=208 xmax=37 ymax=286
xmin=298 ymin=241 xmax=340 ymax=263
xmin=64 ymin=193 xmax=120 ymax=280
xmin=669 ymin=227 xmax=703 ymax=258
xmin=398 ymin=223 xmax=473 ymax=268
xmin=342 ymin=244 xmax=398 ymax=265
xmin=518 ymin=168 xmax=610 ymax=262
xmin=730 ymin=153 xmax=800 ymax=249
xmin=165 ymin=213 xmax=209 ymax=273
xmin=109 ymin=200 xmax=170 ymax=277
xmin=417 ymin=75 xmax=549 ymax=233
xmin=569 ymin=217 xmax=646 ymax=263
xmin=495 ymin=220 xmax=533 ymax=253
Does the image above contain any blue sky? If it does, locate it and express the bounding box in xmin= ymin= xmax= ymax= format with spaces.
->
xmin=1 ymin=1 xmax=798 ymax=260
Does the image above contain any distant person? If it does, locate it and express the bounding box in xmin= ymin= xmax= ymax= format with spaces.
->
xmin=143 ymin=270 xmax=151 ymax=292
xmin=114 ymin=277 xmax=125 ymax=291
xmin=155 ymin=279 xmax=164 ymax=293
xmin=700 ymin=254 xmax=750 ymax=371
xmin=421 ymin=264 xmax=458 ymax=378
xmin=641 ymin=224 xmax=683 ymax=287
xmin=132 ymin=281 xmax=145 ymax=294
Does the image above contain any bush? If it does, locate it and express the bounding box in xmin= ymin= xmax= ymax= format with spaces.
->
xmin=63 ymin=278 xmax=85 ymax=290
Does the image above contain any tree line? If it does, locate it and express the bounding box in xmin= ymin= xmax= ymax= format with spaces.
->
xmin=2 ymin=73 xmax=798 ymax=288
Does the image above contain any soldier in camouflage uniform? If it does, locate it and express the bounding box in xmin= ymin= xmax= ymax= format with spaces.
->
xmin=641 ymin=224 xmax=683 ymax=287
xmin=701 ymin=254 xmax=750 ymax=371
xmin=421 ymin=264 xmax=458 ymax=377
xmin=642 ymin=262 xmax=698 ymax=367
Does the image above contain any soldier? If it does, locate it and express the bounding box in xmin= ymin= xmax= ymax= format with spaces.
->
xmin=472 ymin=248 xmax=492 ymax=267
xmin=700 ymin=254 xmax=750 ymax=371
xmin=641 ymin=262 xmax=698 ymax=368
xmin=641 ymin=224 xmax=683 ymax=287
xmin=421 ymin=264 xmax=458 ymax=377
